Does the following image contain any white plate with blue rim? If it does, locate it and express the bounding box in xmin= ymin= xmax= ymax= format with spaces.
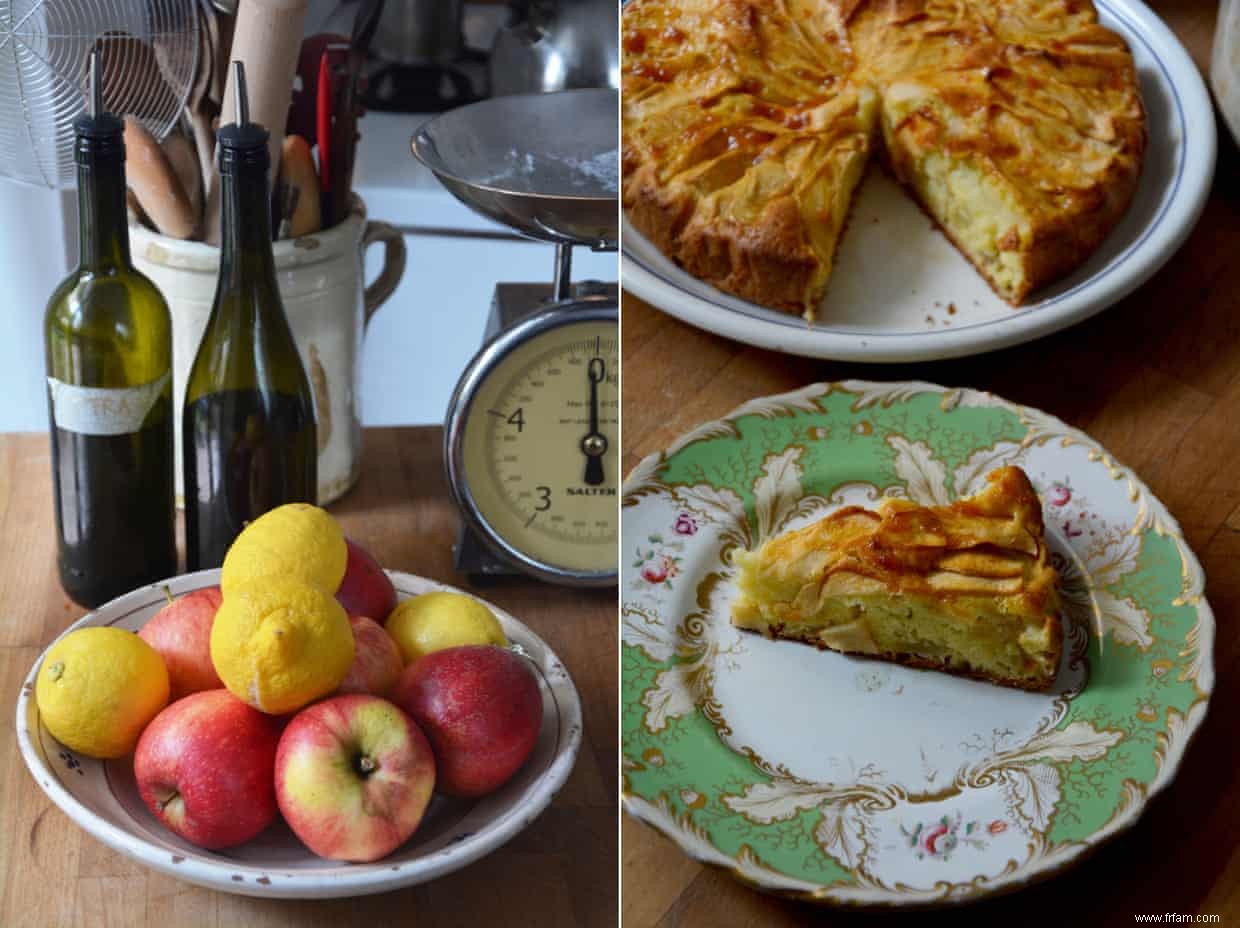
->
xmin=621 ymin=0 xmax=1216 ymax=362
xmin=15 ymin=569 xmax=582 ymax=899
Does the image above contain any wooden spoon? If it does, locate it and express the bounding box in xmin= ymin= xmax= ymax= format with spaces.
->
xmin=162 ymin=130 xmax=203 ymax=237
xmin=124 ymin=117 xmax=196 ymax=240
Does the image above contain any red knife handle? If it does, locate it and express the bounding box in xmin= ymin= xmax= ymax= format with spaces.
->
xmin=316 ymin=50 xmax=334 ymax=196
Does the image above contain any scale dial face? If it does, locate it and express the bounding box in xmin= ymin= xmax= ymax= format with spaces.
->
xmin=456 ymin=313 xmax=618 ymax=582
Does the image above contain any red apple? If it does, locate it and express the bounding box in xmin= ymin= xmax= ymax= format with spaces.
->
xmin=392 ymin=645 xmax=542 ymax=798
xmin=338 ymin=614 xmax=404 ymax=697
xmin=275 ymin=694 xmax=435 ymax=862
xmin=336 ymin=539 xmax=398 ymax=621
xmin=138 ymin=587 xmax=224 ymax=700
xmin=134 ymin=689 xmax=279 ymax=849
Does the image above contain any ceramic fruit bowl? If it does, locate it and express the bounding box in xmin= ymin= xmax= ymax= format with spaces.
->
xmin=17 ymin=569 xmax=582 ymax=899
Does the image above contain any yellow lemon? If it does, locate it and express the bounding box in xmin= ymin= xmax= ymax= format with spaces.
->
xmin=385 ymin=591 xmax=507 ymax=665
xmin=35 ymin=627 xmax=169 ymax=759
xmin=210 ymin=576 xmax=354 ymax=714
xmin=221 ymin=503 xmax=347 ymax=597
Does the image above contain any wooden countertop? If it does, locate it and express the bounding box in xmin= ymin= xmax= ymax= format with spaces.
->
xmin=621 ymin=3 xmax=1237 ymax=923
xmin=0 ymin=427 xmax=617 ymax=926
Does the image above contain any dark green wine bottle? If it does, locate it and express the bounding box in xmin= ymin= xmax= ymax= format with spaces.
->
xmin=183 ymin=66 xmax=317 ymax=570
xmin=44 ymin=80 xmax=176 ymax=607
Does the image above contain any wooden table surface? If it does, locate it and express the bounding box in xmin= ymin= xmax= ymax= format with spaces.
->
xmin=621 ymin=2 xmax=1237 ymax=924
xmin=0 ymin=427 xmax=617 ymax=928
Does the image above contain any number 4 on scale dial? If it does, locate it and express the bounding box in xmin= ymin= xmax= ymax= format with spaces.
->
xmin=488 ymin=407 xmax=525 ymax=431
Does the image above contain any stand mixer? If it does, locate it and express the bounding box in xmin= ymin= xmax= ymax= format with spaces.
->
xmin=412 ymin=89 xmax=618 ymax=587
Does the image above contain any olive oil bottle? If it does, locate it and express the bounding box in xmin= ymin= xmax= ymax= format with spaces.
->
xmin=183 ymin=63 xmax=317 ymax=570
xmin=44 ymin=55 xmax=176 ymax=606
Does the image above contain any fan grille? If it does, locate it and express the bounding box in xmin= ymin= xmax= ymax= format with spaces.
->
xmin=0 ymin=0 xmax=197 ymax=187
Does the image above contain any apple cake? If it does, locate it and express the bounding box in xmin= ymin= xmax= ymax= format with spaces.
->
xmin=622 ymin=0 xmax=1146 ymax=318
xmin=730 ymin=467 xmax=1062 ymax=690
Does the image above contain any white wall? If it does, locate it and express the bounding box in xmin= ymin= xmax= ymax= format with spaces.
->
xmin=0 ymin=184 xmax=75 ymax=431
xmin=362 ymin=234 xmax=616 ymax=426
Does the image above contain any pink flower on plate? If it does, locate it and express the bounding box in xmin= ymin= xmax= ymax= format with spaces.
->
xmin=904 ymin=813 xmax=991 ymax=860
xmin=641 ymin=563 xmax=668 ymax=584
xmin=921 ymin=822 xmax=955 ymax=856
xmin=1048 ymin=481 xmax=1072 ymax=507
xmin=673 ymin=513 xmax=699 ymax=536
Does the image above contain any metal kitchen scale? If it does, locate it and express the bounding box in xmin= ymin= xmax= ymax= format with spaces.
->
xmin=412 ymin=88 xmax=618 ymax=588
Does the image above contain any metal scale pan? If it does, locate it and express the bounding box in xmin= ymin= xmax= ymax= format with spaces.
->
xmin=412 ymin=88 xmax=618 ymax=297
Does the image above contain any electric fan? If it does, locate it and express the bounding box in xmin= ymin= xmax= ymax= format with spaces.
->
xmin=0 ymin=0 xmax=198 ymax=187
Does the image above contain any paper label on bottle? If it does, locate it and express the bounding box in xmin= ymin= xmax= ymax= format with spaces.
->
xmin=47 ymin=374 xmax=169 ymax=436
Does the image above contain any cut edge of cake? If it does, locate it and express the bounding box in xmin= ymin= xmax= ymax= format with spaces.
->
xmin=877 ymin=80 xmax=1145 ymax=306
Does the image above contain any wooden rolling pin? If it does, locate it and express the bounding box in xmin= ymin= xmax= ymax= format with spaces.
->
xmin=205 ymin=0 xmax=309 ymax=245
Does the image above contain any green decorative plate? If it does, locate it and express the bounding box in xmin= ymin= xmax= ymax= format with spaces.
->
xmin=621 ymin=381 xmax=1213 ymax=906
